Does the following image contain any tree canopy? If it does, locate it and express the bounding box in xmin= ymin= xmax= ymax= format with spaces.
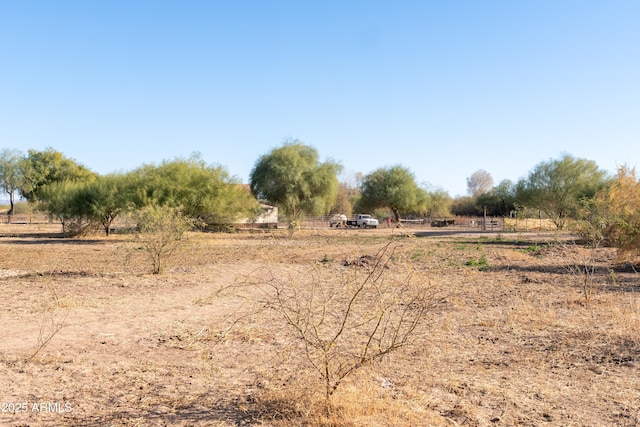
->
xmin=516 ymin=154 xmax=608 ymax=229
xmin=422 ymin=187 xmax=452 ymax=218
xmin=450 ymin=196 xmax=482 ymax=217
xmin=250 ymin=141 xmax=342 ymax=221
xmin=19 ymin=147 xmax=96 ymax=203
xmin=585 ymin=166 xmax=640 ymax=261
xmin=0 ymin=148 xmax=24 ymax=215
xmin=132 ymin=155 xmax=260 ymax=227
xmin=359 ymin=165 xmax=426 ymax=222
xmin=476 ymin=179 xmax=516 ymax=217
xmin=466 ymin=169 xmax=494 ymax=198
xmin=38 ymin=154 xmax=260 ymax=235
xmin=40 ymin=173 xmax=135 ymax=235
xmin=4 ymin=144 xmax=627 ymax=237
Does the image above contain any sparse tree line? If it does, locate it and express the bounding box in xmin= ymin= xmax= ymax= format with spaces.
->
xmin=0 ymin=148 xmax=259 ymax=235
xmin=1 ymin=143 xmax=639 ymax=261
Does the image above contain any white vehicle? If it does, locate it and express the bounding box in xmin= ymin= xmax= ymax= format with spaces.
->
xmin=329 ymin=214 xmax=348 ymax=227
xmin=346 ymin=214 xmax=379 ymax=229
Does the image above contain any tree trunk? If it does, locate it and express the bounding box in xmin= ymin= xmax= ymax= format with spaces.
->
xmin=103 ymin=216 xmax=113 ymax=236
xmin=392 ymin=208 xmax=400 ymax=225
xmin=7 ymin=191 xmax=15 ymax=216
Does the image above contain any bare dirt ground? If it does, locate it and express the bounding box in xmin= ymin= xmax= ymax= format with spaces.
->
xmin=0 ymin=223 xmax=638 ymax=426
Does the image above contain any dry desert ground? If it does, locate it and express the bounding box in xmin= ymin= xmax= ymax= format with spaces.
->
xmin=0 ymin=223 xmax=638 ymax=426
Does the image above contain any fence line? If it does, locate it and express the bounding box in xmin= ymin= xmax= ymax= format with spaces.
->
xmin=1 ymin=213 xmax=517 ymax=232
xmin=272 ymin=215 xmax=506 ymax=231
xmin=0 ymin=213 xmax=52 ymax=224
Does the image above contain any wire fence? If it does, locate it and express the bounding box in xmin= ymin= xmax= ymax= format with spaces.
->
xmin=0 ymin=213 xmax=51 ymax=224
xmin=276 ymin=215 xmax=507 ymax=231
xmin=3 ymin=213 xmax=560 ymax=233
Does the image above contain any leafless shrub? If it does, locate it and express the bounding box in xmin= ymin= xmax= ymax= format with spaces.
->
xmin=26 ymin=306 xmax=69 ymax=362
xmin=255 ymin=242 xmax=444 ymax=413
xmin=25 ymin=274 xmax=70 ymax=362
xmin=561 ymin=239 xmax=605 ymax=304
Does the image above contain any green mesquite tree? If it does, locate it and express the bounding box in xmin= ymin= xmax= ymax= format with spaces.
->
xmin=249 ymin=141 xmax=342 ymax=222
xmin=359 ymin=165 xmax=426 ymax=223
xmin=19 ymin=147 xmax=96 ymax=203
xmin=0 ymin=148 xmax=24 ymax=215
xmin=132 ymin=155 xmax=260 ymax=227
xmin=515 ymin=154 xmax=607 ymax=229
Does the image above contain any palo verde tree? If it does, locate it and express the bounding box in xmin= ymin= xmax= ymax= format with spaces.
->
xmin=39 ymin=180 xmax=85 ymax=233
xmin=359 ymin=165 xmax=427 ymax=223
xmin=39 ymin=173 xmax=134 ymax=235
xmin=515 ymin=154 xmax=608 ymax=230
xmin=250 ymin=141 xmax=342 ymax=223
xmin=422 ymin=186 xmax=452 ymax=218
xmin=19 ymin=147 xmax=96 ymax=203
xmin=132 ymin=155 xmax=260 ymax=228
xmin=329 ymin=182 xmax=354 ymax=216
xmin=0 ymin=148 xmax=24 ymax=215
xmin=330 ymin=171 xmax=365 ymax=216
xmin=76 ymin=174 xmax=135 ymax=236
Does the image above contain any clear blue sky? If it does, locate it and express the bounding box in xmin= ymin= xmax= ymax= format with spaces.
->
xmin=1 ymin=1 xmax=639 ymax=197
